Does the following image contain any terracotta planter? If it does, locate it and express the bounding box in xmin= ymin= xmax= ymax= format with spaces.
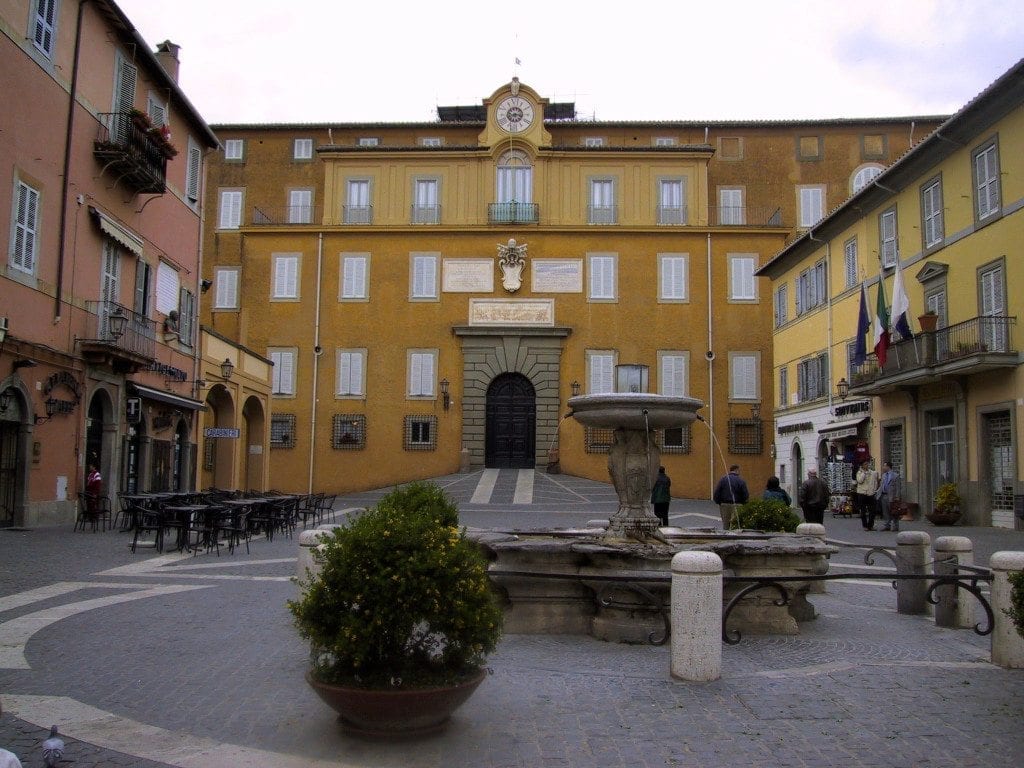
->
xmin=305 ymin=668 xmax=487 ymax=737
xmin=918 ymin=313 xmax=939 ymax=332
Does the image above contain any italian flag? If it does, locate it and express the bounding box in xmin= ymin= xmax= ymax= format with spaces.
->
xmin=873 ymin=275 xmax=891 ymax=367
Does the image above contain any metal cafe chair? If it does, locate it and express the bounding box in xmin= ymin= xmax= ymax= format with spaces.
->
xmin=130 ymin=506 xmax=164 ymax=553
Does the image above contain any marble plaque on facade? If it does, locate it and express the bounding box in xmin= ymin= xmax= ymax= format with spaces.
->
xmin=469 ymin=299 xmax=554 ymax=326
xmin=532 ymin=259 xmax=582 ymax=293
xmin=443 ymin=259 xmax=494 ymax=292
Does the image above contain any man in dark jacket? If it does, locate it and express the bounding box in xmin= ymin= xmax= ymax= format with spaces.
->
xmin=713 ymin=465 xmax=749 ymax=529
xmin=798 ymin=468 xmax=831 ymax=524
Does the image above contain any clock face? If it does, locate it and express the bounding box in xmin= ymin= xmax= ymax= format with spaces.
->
xmin=496 ymin=96 xmax=535 ymax=133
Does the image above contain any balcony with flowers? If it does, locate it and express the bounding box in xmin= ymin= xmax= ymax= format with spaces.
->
xmin=93 ymin=110 xmax=177 ymax=194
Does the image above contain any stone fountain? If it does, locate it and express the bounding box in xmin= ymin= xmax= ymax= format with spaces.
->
xmin=470 ymin=392 xmax=835 ymax=643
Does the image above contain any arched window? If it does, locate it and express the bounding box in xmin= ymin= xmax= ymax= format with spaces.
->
xmin=496 ymin=149 xmax=533 ymax=203
xmin=851 ymin=164 xmax=884 ymax=194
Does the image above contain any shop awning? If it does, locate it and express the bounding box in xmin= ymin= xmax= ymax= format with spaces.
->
xmin=129 ymin=383 xmax=203 ymax=411
xmin=89 ymin=207 xmax=144 ymax=256
xmin=818 ymin=417 xmax=868 ymax=440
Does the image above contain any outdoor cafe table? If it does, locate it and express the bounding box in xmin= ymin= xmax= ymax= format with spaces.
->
xmin=162 ymin=504 xmax=214 ymax=552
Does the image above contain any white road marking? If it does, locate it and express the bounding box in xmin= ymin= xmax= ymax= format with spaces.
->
xmin=513 ymin=469 xmax=534 ymax=504
xmin=471 ymin=468 xmax=499 ymax=504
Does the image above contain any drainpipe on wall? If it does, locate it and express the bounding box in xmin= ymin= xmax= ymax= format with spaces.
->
xmin=307 ymin=232 xmax=324 ymax=494
xmin=706 ymin=232 xmax=715 ymax=494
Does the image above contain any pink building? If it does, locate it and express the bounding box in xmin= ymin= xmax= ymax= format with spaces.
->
xmin=1 ymin=1 xmax=219 ymax=526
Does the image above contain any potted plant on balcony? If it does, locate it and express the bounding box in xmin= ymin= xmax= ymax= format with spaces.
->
xmin=918 ymin=310 xmax=938 ymax=332
xmin=925 ymin=482 xmax=962 ymax=526
xmin=288 ymin=482 xmax=503 ymax=736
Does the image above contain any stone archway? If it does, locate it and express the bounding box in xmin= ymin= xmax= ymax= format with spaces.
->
xmin=241 ymin=395 xmax=266 ymax=492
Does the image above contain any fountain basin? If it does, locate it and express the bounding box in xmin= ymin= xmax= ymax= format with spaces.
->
xmin=566 ymin=393 xmax=702 ymax=430
xmin=469 ymin=527 xmax=835 ymax=643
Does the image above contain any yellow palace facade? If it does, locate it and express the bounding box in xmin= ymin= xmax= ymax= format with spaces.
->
xmin=201 ymin=80 xmax=938 ymax=498
xmin=758 ymin=59 xmax=1023 ymax=528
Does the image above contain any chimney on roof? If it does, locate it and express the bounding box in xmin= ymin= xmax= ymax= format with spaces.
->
xmin=155 ymin=40 xmax=180 ymax=82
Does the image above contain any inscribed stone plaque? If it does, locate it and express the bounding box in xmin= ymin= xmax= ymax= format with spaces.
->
xmin=469 ymin=299 xmax=554 ymax=326
xmin=532 ymin=259 xmax=582 ymax=293
xmin=443 ymin=259 xmax=493 ymax=292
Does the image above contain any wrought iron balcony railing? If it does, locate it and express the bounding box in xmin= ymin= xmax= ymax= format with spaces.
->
xmin=343 ymin=205 xmax=373 ymax=224
xmin=656 ymin=205 xmax=688 ymax=225
xmin=93 ymin=113 xmax=170 ymax=194
xmin=850 ymin=315 xmax=1016 ymax=393
xmin=709 ymin=206 xmax=784 ymax=226
xmin=488 ymin=201 xmax=539 ymax=224
xmin=80 ymin=300 xmax=156 ymax=363
xmin=588 ymin=205 xmax=617 ymax=225
xmin=411 ymin=204 xmax=441 ymax=224
xmin=252 ymin=205 xmax=323 ymax=225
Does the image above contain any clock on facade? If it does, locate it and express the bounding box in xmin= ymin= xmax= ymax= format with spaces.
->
xmin=495 ymin=96 xmax=535 ymax=133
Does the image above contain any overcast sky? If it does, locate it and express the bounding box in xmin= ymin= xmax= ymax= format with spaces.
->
xmin=117 ymin=0 xmax=1024 ymax=125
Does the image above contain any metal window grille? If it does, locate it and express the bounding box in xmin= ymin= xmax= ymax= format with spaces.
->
xmin=271 ymin=414 xmax=297 ymax=449
xmin=331 ymin=414 xmax=366 ymax=450
xmin=585 ymin=426 xmax=614 ymax=454
xmin=659 ymin=425 xmax=692 ymax=454
xmin=403 ymin=415 xmax=437 ymax=451
xmin=203 ymin=437 xmax=214 ymax=470
xmin=728 ymin=418 xmax=763 ymax=455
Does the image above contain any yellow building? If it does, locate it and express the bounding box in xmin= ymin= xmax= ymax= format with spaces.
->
xmin=201 ymin=81 xmax=940 ymax=499
xmin=758 ymin=58 xmax=1023 ymax=527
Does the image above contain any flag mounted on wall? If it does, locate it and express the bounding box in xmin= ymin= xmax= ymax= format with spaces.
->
xmin=891 ymin=258 xmax=914 ymax=340
xmin=873 ymin=274 xmax=891 ymax=367
xmin=853 ymin=281 xmax=870 ymax=366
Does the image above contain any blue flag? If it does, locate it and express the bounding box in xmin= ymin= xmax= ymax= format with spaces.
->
xmin=853 ymin=281 xmax=870 ymax=366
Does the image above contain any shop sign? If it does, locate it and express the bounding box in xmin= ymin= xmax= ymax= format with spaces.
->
xmin=42 ymin=371 xmax=81 ymax=416
xmin=126 ymin=397 xmax=141 ymax=423
xmin=205 ymin=427 xmax=240 ymax=438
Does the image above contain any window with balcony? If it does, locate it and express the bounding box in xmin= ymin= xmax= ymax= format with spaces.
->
xmin=729 ymin=254 xmax=756 ymax=301
xmin=980 ymin=260 xmax=1007 ymax=351
xmin=718 ymin=187 xmax=745 ymax=225
xmin=407 ymin=350 xmax=437 ymax=397
xmin=658 ymin=253 xmax=688 ymax=302
xmin=218 ymin=189 xmax=243 ymax=229
xmin=410 ymin=253 xmax=438 ymax=299
xmin=214 ymin=267 xmax=239 ymax=309
xmin=797 ymin=185 xmax=825 ymax=227
xmin=344 ymin=179 xmax=372 ymax=224
xmin=972 ymin=139 xmax=1001 ymax=222
xmin=288 ymin=189 xmax=313 ymax=224
xmin=493 ymin=150 xmax=535 ymax=223
xmin=100 ymin=240 xmax=121 ymax=312
xmin=336 ymin=349 xmax=366 ymax=397
xmin=412 ymin=178 xmax=440 ymax=224
xmin=657 ymin=178 xmax=686 ymax=225
xmin=589 ymin=178 xmax=616 ymax=224
xmin=293 ymin=138 xmax=313 ymax=160
xmin=10 ymin=180 xmax=40 ymax=275
xmin=133 ymin=260 xmax=151 ymax=317
xmin=879 ymin=206 xmax=898 ymax=268
xmin=223 ymin=139 xmax=244 ymax=160
xmin=269 ymin=349 xmax=296 ymax=396
xmin=921 ymin=176 xmax=944 ymax=250
xmin=588 ymin=253 xmax=617 ymax=301
xmin=340 ymin=253 xmax=368 ymax=300
xmin=32 ymin=0 xmax=58 ymax=58
xmin=272 ymin=253 xmax=299 ymax=300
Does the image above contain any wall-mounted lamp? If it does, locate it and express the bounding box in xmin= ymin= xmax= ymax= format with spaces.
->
xmin=200 ymin=279 xmax=213 ymax=293
xmin=440 ymin=378 xmax=450 ymax=411
xmin=571 ymin=380 xmax=580 ymax=397
xmin=107 ymin=307 xmax=128 ymax=341
xmin=34 ymin=397 xmax=58 ymax=425
xmin=219 ymin=358 xmax=234 ymax=380
xmin=836 ymin=377 xmax=849 ymax=402
xmin=0 ymin=389 xmax=11 ymax=412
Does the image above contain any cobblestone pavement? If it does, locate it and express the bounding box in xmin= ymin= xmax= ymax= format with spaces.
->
xmin=2 ymin=471 xmax=1023 ymax=767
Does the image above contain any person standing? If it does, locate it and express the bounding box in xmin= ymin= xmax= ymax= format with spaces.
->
xmin=713 ymin=465 xmax=749 ymax=529
xmin=798 ymin=468 xmax=830 ymax=524
xmin=854 ymin=460 xmax=880 ymax=531
xmin=762 ymin=476 xmax=792 ymax=506
xmin=650 ymin=466 xmax=671 ymax=527
xmin=85 ymin=461 xmax=103 ymax=513
xmin=876 ymin=461 xmax=903 ymax=532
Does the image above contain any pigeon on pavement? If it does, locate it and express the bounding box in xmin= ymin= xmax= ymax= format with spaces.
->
xmin=41 ymin=725 xmax=64 ymax=767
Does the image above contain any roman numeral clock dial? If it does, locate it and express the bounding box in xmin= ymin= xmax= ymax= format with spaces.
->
xmin=496 ymin=96 xmax=535 ymax=133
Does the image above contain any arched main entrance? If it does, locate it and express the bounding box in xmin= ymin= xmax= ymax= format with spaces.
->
xmin=485 ymin=373 xmax=536 ymax=468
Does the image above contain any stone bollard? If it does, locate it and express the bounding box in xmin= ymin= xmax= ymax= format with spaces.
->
xmin=895 ymin=530 xmax=931 ymax=615
xmin=796 ymin=523 xmax=827 ymax=593
xmin=670 ymin=551 xmax=722 ymax=682
xmin=933 ymin=536 xmax=974 ymax=629
xmin=989 ymin=551 xmax=1024 ymax=669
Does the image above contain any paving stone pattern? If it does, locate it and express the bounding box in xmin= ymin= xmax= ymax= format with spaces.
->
xmin=1 ymin=471 xmax=1023 ymax=767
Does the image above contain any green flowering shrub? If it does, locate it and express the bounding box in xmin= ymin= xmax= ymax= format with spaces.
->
xmin=732 ymin=498 xmax=802 ymax=533
xmin=288 ymin=482 xmax=503 ymax=688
